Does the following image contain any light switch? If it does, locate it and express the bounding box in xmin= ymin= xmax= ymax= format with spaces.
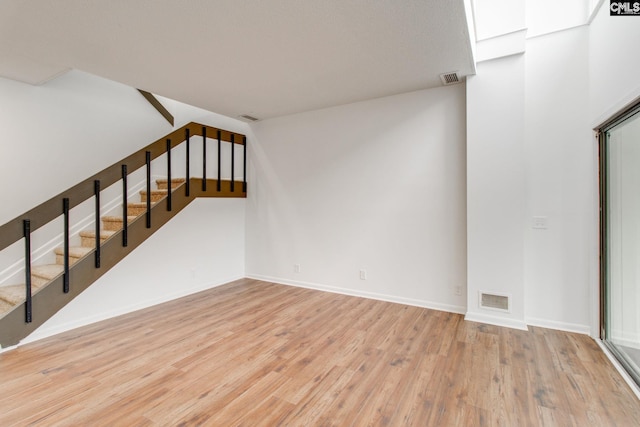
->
xmin=532 ymin=216 xmax=548 ymax=229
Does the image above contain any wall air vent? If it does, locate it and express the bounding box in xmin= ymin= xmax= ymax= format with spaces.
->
xmin=440 ymin=72 xmax=461 ymax=86
xmin=239 ymin=114 xmax=260 ymax=122
xmin=479 ymin=292 xmax=510 ymax=312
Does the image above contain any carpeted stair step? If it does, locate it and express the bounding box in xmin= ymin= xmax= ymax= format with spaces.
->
xmin=0 ymin=265 xmax=59 ymax=317
xmin=127 ymin=202 xmax=153 ymax=216
xmin=79 ymin=229 xmax=117 ymax=248
xmin=139 ymin=189 xmax=168 ymax=203
xmin=1 ymin=176 xmax=190 ymax=320
xmin=0 ymin=284 xmax=32 ymax=306
xmin=31 ymin=264 xmax=64 ymax=286
xmin=0 ymin=265 xmax=62 ymax=304
xmin=54 ymin=246 xmax=93 ymax=265
xmin=102 ymin=215 xmax=137 ymax=231
xmin=0 ymin=298 xmax=12 ymax=315
xmin=156 ymin=178 xmax=186 ymax=190
xmin=0 ymin=273 xmax=50 ymax=306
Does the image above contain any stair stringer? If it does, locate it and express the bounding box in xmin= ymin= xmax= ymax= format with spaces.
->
xmin=0 ymin=178 xmax=245 ymax=347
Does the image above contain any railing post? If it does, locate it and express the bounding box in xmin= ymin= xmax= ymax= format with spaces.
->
xmin=166 ymin=138 xmax=172 ymax=212
xmin=243 ymin=135 xmax=247 ymax=193
xmin=122 ymin=165 xmax=128 ymax=247
xmin=63 ymin=198 xmax=70 ymax=293
xmin=186 ymin=128 xmax=190 ymax=197
xmin=94 ymin=180 xmax=101 ymax=268
xmin=217 ymin=130 xmax=221 ymax=192
xmin=202 ymin=126 xmax=207 ymax=191
xmin=146 ymin=151 xmax=151 ymax=228
xmin=23 ymin=219 xmax=32 ymax=323
xmin=231 ymin=134 xmax=235 ymax=192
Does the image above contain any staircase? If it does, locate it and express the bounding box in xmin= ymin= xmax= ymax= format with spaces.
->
xmin=0 ymin=122 xmax=247 ymax=347
xmin=0 ymin=178 xmax=186 ymax=321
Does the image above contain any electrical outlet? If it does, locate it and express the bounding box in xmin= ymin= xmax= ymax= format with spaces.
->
xmin=455 ymin=285 xmax=462 ymax=296
xmin=359 ymin=270 xmax=367 ymax=280
xmin=294 ymin=264 xmax=301 ymax=273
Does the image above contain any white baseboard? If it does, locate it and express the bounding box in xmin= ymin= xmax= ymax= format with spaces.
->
xmin=245 ymin=273 xmax=466 ymax=315
xmin=464 ymin=311 xmax=529 ymax=331
xmin=0 ymin=344 xmax=17 ymax=354
xmin=16 ymin=274 xmax=244 ymax=348
xmin=526 ymin=316 xmax=591 ymax=335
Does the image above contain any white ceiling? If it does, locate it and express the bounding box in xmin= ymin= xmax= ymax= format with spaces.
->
xmin=0 ymin=1 xmax=476 ymax=120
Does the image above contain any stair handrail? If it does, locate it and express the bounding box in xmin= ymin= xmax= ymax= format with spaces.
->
xmin=0 ymin=122 xmax=246 ymax=253
xmin=1 ymin=121 xmax=246 ymax=345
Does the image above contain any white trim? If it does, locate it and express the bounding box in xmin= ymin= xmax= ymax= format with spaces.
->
xmin=464 ymin=311 xmax=529 ymax=331
xmin=596 ymin=339 xmax=640 ymax=401
xmin=592 ymin=87 xmax=640 ymax=130
xmin=525 ymin=23 xmax=589 ymax=41
xmin=12 ymin=274 xmax=244 ymax=348
xmin=0 ymin=344 xmax=17 ymax=354
xmin=526 ymin=316 xmax=591 ymax=335
xmin=246 ymin=274 xmax=466 ymax=315
xmin=476 ymin=29 xmax=527 ymax=63
xmin=476 ymin=27 xmax=528 ymax=43
xmin=588 ymin=0 xmax=606 ymax=25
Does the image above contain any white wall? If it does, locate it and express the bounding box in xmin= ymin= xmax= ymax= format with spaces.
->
xmin=523 ymin=27 xmax=593 ymax=333
xmin=466 ymin=1 xmax=595 ymax=333
xmin=474 ymin=0 xmax=526 ymax=40
xmin=589 ymin=2 xmax=640 ymax=125
xmin=466 ymin=54 xmax=527 ymax=330
xmin=24 ymin=198 xmax=245 ymax=344
xmin=474 ymin=0 xmax=590 ymax=41
xmin=526 ymin=0 xmax=590 ymax=37
xmin=245 ymin=86 xmax=467 ymax=313
xmin=0 ymin=70 xmax=171 ymax=224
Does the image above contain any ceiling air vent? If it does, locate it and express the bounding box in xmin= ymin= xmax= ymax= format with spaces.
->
xmin=480 ymin=292 xmax=510 ymax=312
xmin=239 ymin=114 xmax=259 ymax=122
xmin=440 ymin=72 xmax=461 ymax=86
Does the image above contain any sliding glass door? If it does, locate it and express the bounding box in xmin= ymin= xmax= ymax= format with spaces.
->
xmin=601 ymin=103 xmax=640 ymax=386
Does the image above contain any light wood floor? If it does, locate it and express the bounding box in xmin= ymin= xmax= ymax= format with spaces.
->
xmin=0 ymin=279 xmax=639 ymax=426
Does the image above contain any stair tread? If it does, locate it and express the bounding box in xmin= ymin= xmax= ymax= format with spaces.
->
xmin=0 ymin=283 xmax=42 ymax=305
xmin=156 ymin=178 xmax=186 ymax=184
xmin=79 ymin=229 xmax=117 ymax=238
xmin=54 ymin=246 xmax=93 ymax=257
xmin=0 ymin=298 xmax=13 ymax=314
xmin=102 ymin=215 xmax=137 ymax=221
xmin=32 ymin=264 xmax=64 ymax=279
xmin=140 ymin=189 xmax=168 ymax=194
xmin=128 ymin=202 xmax=153 ymax=207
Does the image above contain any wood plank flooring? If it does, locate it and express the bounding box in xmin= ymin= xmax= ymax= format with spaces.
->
xmin=0 ymin=278 xmax=639 ymax=426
